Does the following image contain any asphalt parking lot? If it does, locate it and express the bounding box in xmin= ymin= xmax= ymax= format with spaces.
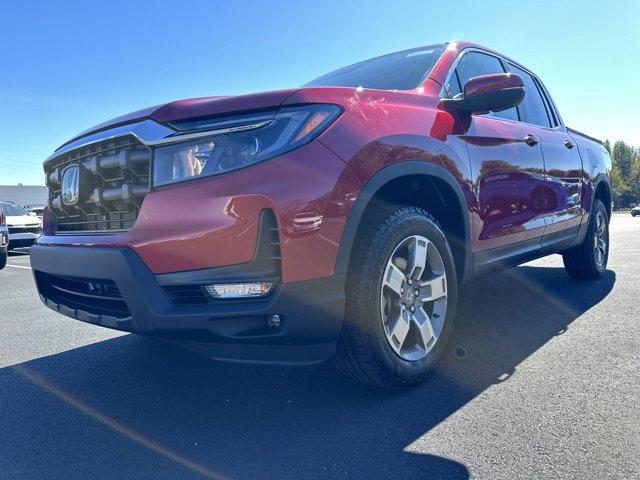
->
xmin=0 ymin=214 xmax=638 ymax=480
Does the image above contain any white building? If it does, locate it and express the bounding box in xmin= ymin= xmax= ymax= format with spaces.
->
xmin=0 ymin=185 xmax=48 ymax=207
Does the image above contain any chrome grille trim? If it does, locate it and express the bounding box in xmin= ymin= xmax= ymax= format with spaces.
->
xmin=45 ymin=118 xmax=270 ymax=164
xmin=45 ymin=135 xmax=151 ymax=233
xmin=46 ymin=120 xmax=175 ymax=163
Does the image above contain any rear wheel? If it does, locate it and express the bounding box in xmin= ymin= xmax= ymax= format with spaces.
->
xmin=334 ymin=205 xmax=457 ymax=388
xmin=562 ymin=199 xmax=609 ymax=279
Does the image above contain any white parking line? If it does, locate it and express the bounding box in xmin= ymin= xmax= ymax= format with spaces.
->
xmin=6 ymin=264 xmax=31 ymax=270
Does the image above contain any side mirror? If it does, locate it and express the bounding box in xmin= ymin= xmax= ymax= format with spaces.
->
xmin=442 ymin=73 xmax=525 ymax=114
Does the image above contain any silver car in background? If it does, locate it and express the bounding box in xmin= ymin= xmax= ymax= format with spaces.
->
xmin=0 ymin=204 xmax=8 ymax=269
xmin=0 ymin=201 xmax=42 ymax=250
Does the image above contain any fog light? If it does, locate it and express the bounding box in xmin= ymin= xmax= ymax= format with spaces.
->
xmin=205 ymin=282 xmax=274 ymax=299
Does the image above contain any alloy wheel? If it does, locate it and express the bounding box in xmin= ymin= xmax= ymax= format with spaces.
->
xmin=593 ymin=210 xmax=608 ymax=269
xmin=380 ymin=235 xmax=447 ymax=361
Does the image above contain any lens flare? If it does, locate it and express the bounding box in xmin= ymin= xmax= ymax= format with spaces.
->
xmin=12 ymin=364 xmax=230 ymax=480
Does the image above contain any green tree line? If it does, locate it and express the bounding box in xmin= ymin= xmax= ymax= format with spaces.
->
xmin=603 ymin=139 xmax=640 ymax=208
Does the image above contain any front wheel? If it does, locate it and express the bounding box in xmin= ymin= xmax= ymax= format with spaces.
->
xmin=0 ymin=251 xmax=6 ymax=270
xmin=334 ymin=206 xmax=457 ymax=388
xmin=562 ymin=199 xmax=609 ymax=279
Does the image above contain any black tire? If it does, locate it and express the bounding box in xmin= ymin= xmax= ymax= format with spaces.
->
xmin=0 ymin=251 xmax=6 ymax=270
xmin=562 ymin=199 xmax=609 ymax=280
xmin=334 ymin=205 xmax=457 ymax=388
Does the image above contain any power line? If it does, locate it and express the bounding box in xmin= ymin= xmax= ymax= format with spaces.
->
xmin=0 ymin=154 xmax=41 ymax=162
xmin=0 ymin=163 xmax=44 ymax=175
xmin=0 ymin=164 xmax=44 ymax=174
xmin=0 ymin=155 xmax=43 ymax=171
xmin=0 ymin=159 xmax=42 ymax=169
xmin=0 ymin=156 xmax=43 ymax=167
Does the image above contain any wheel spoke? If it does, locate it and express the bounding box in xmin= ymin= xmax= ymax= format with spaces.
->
xmin=412 ymin=307 xmax=436 ymax=350
xmin=597 ymin=237 xmax=606 ymax=252
xmin=383 ymin=263 xmax=405 ymax=297
xmin=406 ymin=237 xmax=428 ymax=280
xmin=420 ymin=274 xmax=447 ymax=302
xmin=388 ymin=311 xmax=410 ymax=350
xmin=595 ymin=211 xmax=606 ymax=237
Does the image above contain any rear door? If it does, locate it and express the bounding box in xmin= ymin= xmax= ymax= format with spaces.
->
xmin=445 ymin=51 xmax=547 ymax=261
xmin=506 ymin=63 xmax=584 ymax=244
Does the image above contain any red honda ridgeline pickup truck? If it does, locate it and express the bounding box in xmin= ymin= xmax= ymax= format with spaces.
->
xmin=32 ymin=42 xmax=612 ymax=388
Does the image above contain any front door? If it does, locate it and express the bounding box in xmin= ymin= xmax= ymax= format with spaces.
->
xmin=465 ymin=117 xmax=547 ymax=252
xmin=445 ymin=50 xmax=547 ymax=256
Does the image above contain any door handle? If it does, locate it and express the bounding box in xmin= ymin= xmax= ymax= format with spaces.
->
xmin=523 ymin=134 xmax=539 ymax=147
xmin=564 ymin=140 xmax=575 ymax=149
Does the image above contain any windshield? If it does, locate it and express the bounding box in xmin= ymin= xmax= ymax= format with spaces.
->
xmin=305 ymin=44 xmax=445 ymax=90
xmin=0 ymin=201 xmax=29 ymax=216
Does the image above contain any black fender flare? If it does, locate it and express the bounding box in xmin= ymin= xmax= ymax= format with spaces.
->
xmin=575 ymin=174 xmax=612 ymax=244
xmin=334 ymin=160 xmax=473 ymax=283
xmin=592 ymin=175 xmax=612 ymax=214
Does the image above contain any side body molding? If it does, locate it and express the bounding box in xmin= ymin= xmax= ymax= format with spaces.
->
xmin=333 ymin=161 xmax=473 ymax=283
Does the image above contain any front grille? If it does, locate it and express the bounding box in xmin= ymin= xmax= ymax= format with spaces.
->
xmin=8 ymin=225 xmax=42 ymax=234
xmin=35 ymin=271 xmax=131 ymax=319
xmin=45 ymin=135 xmax=152 ymax=233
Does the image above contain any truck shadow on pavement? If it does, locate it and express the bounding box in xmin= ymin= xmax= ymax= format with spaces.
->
xmin=1 ymin=266 xmax=615 ymax=480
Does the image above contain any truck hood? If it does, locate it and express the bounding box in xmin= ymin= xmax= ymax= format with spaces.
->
xmin=6 ymin=215 xmax=42 ymax=227
xmin=59 ymin=88 xmax=301 ymax=151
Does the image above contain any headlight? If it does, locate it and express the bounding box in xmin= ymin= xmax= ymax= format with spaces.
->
xmin=153 ymin=104 xmax=341 ymax=186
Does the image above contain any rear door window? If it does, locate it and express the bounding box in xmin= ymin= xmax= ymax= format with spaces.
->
xmin=449 ymin=51 xmax=519 ymax=121
xmin=535 ymin=78 xmax=560 ymax=127
xmin=507 ymin=64 xmax=552 ymax=128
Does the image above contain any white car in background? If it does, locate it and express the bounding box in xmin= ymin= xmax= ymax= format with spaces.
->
xmin=24 ymin=204 xmax=46 ymax=219
xmin=0 ymin=201 xmax=42 ymax=250
xmin=631 ymin=205 xmax=640 ymax=217
xmin=0 ymin=204 xmax=8 ymax=269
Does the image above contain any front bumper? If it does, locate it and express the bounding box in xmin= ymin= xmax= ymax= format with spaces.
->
xmin=30 ymin=242 xmax=345 ymax=365
xmin=8 ymin=232 xmax=39 ymax=249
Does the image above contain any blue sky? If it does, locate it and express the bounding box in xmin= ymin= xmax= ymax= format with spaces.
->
xmin=1 ymin=0 xmax=638 ymax=185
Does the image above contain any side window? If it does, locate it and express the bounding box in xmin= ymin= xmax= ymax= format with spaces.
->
xmin=450 ymin=51 xmax=519 ymax=121
xmin=508 ymin=64 xmax=551 ymax=128
xmin=445 ymin=70 xmax=462 ymax=97
xmin=535 ymin=78 xmax=559 ymax=127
